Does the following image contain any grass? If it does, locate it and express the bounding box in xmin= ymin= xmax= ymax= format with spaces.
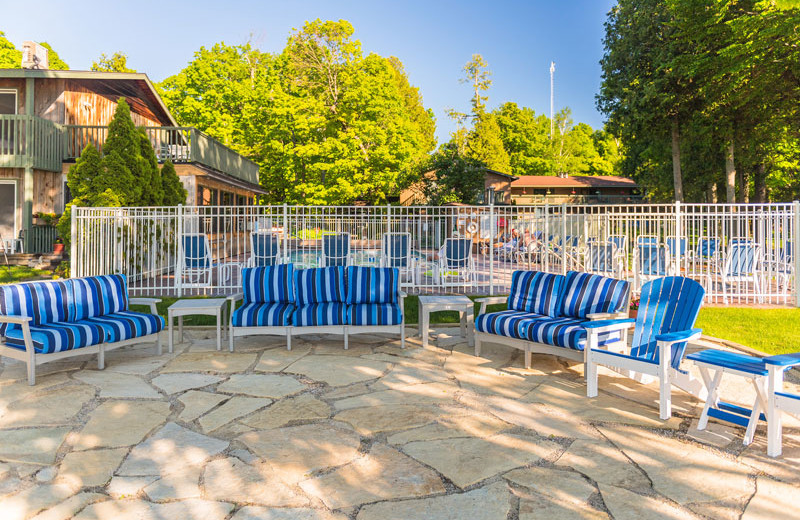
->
xmin=0 ymin=265 xmax=52 ymax=284
xmin=696 ymin=306 xmax=800 ymax=355
xmin=131 ymin=294 xmax=800 ymax=356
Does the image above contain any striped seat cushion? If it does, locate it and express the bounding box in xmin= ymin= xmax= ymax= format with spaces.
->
xmin=520 ymin=317 xmax=621 ymax=351
xmin=0 ymin=279 xmax=72 ymax=335
xmin=475 ymin=310 xmax=544 ymax=340
xmin=85 ymin=311 xmax=164 ymax=342
xmin=507 ymin=271 xmax=564 ymax=317
xmin=242 ymin=264 xmax=295 ymax=304
xmin=559 ymin=271 xmax=630 ymax=319
xmin=232 ymin=302 xmax=293 ymax=327
xmin=72 ymin=275 xmax=129 ymax=320
xmin=346 ymin=267 xmax=398 ymax=304
xmin=295 ymin=267 xmax=346 ymax=305
xmin=294 ymin=303 xmax=348 ymax=326
xmin=349 ymin=303 xmax=402 ymax=326
xmin=3 ymin=320 xmax=106 ymax=354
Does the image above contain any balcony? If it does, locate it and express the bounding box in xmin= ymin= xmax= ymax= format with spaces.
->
xmin=0 ymin=115 xmax=259 ymax=186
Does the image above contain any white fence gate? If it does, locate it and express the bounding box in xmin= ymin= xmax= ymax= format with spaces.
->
xmin=71 ymin=203 xmax=800 ymax=305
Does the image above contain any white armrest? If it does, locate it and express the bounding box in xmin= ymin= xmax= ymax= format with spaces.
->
xmin=475 ymin=296 xmax=506 ymax=315
xmin=587 ymin=312 xmax=627 ymax=321
xmin=0 ymin=315 xmax=33 ymax=325
xmin=398 ymin=291 xmax=407 ymax=298
xmin=228 ymin=292 xmax=244 ymax=302
xmin=130 ymin=297 xmax=160 ymax=315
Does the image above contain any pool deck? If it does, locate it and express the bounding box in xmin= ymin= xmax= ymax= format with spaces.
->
xmin=0 ymin=328 xmax=799 ymax=519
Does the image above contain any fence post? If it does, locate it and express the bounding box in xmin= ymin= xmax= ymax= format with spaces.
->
xmin=794 ymin=201 xmax=800 ymax=307
xmin=386 ymin=204 xmax=391 ymax=268
xmin=674 ymin=200 xmax=682 ymax=276
xmin=283 ymin=204 xmax=288 ymax=264
xmin=177 ymin=204 xmax=184 ymax=298
xmin=489 ymin=200 xmax=495 ymax=296
xmin=561 ymin=203 xmax=568 ymax=275
xmin=70 ymin=206 xmax=77 ymax=278
xmin=544 ymin=204 xmax=550 ymax=273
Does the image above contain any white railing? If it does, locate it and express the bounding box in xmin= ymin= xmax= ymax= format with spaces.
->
xmin=71 ymin=202 xmax=800 ymax=305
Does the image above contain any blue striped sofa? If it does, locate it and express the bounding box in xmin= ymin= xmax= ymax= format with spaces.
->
xmin=474 ymin=270 xmax=630 ymax=369
xmin=0 ymin=275 xmax=163 ymax=385
xmin=229 ymin=264 xmax=405 ymax=351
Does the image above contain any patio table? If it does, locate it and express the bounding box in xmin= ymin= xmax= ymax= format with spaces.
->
xmin=418 ymin=295 xmax=474 ymax=349
xmin=168 ymin=298 xmax=229 ymax=353
xmin=687 ymin=349 xmax=769 ymax=445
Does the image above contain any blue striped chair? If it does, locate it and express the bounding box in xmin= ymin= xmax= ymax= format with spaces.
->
xmin=718 ymin=241 xmax=763 ymax=303
xmin=474 ymin=270 xmax=630 ymax=369
xmin=229 ymin=264 xmax=295 ymax=351
xmin=585 ymin=276 xmax=706 ymax=420
xmin=0 ymin=275 xmax=163 ymax=385
xmin=346 ymin=266 xmax=405 ymax=348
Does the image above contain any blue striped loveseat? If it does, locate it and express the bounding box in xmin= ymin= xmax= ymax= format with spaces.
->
xmin=228 ymin=264 xmax=405 ymax=351
xmin=0 ymin=274 xmax=163 ymax=385
xmin=474 ymin=270 xmax=630 ymax=369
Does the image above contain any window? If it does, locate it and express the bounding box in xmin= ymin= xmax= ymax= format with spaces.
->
xmin=221 ymin=191 xmax=233 ymax=206
xmin=0 ymin=89 xmax=17 ymax=115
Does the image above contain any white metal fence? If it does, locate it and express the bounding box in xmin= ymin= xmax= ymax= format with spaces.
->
xmin=71 ymin=203 xmax=800 ymax=305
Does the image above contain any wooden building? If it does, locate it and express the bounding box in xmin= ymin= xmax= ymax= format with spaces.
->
xmin=0 ymin=69 xmax=263 ymax=253
xmin=400 ymin=168 xmax=518 ymax=206
xmin=510 ymin=175 xmax=642 ymax=205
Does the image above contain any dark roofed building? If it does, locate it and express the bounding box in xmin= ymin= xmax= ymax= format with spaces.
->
xmin=510 ymin=174 xmax=642 ymax=204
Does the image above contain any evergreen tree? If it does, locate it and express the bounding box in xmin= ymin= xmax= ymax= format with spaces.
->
xmin=160 ymin=160 xmax=187 ymax=205
xmin=466 ymin=113 xmax=511 ymax=174
xmin=101 ymin=99 xmax=141 ymax=204
xmin=138 ymin=131 xmax=163 ymax=205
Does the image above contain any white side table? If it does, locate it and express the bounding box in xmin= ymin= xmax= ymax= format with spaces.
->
xmin=168 ymin=298 xmax=229 ymax=353
xmin=418 ymin=295 xmax=474 ymax=348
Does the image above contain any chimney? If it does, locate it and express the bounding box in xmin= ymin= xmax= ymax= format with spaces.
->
xmin=21 ymin=41 xmax=49 ymax=69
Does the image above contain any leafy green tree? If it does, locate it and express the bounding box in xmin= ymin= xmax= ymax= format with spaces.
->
xmin=160 ymin=160 xmax=187 ymax=205
xmin=420 ymin=145 xmax=486 ymax=205
xmin=0 ymin=31 xmax=20 ymax=68
xmin=91 ymin=52 xmax=135 ymax=72
xmin=493 ymin=102 xmax=552 ymax=175
xmin=39 ymin=42 xmax=68 ymax=70
xmin=466 ymin=113 xmax=511 ymax=174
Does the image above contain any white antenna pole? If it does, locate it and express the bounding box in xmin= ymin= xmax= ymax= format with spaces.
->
xmin=550 ymin=61 xmax=555 ymax=140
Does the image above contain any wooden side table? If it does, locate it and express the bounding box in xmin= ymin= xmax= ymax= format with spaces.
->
xmin=418 ymin=295 xmax=474 ymax=348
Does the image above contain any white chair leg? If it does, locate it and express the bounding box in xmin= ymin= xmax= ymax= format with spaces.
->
xmin=659 ymin=365 xmax=671 ymax=420
xmin=344 ymin=331 xmax=349 ymax=350
xmin=697 ymin=368 xmax=721 ymax=431
xmin=156 ymin=333 xmax=163 ymax=356
xmin=767 ymin=365 xmax=783 ymax=457
xmin=401 ymin=323 xmax=405 ymax=349
xmin=475 ymin=335 xmax=482 ymax=357
xmin=524 ymin=347 xmax=531 ymax=369
xmin=27 ymin=354 xmax=36 ymax=386
xmin=229 ymin=328 xmax=235 ymax=352
xmin=286 ymin=330 xmax=292 ymax=351
xmin=744 ymin=377 xmax=767 ymax=446
xmin=98 ymin=345 xmax=105 ymax=370
xmin=586 ymin=350 xmax=599 ymax=398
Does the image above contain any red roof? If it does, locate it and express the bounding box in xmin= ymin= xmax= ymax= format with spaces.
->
xmin=511 ymin=175 xmax=638 ymax=188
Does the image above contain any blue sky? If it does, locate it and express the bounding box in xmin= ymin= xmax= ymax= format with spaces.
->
xmin=2 ymin=0 xmax=616 ymax=143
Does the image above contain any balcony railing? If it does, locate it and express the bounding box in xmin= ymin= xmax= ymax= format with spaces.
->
xmin=0 ymin=115 xmax=259 ymax=185
xmin=0 ymin=115 xmax=64 ymax=171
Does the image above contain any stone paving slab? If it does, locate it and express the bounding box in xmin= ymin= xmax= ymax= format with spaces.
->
xmin=1 ymin=327 xmax=798 ymax=519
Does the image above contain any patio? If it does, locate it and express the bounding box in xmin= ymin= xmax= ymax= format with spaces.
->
xmin=0 ymin=327 xmax=798 ymax=520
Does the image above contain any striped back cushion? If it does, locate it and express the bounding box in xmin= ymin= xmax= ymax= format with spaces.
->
xmin=295 ymin=267 xmax=346 ymax=305
xmin=0 ymin=279 xmax=72 ymax=334
xmin=507 ymin=271 xmax=564 ymax=317
xmin=346 ymin=267 xmax=398 ymax=304
xmin=559 ymin=271 xmax=629 ymax=319
xmin=71 ymin=275 xmax=129 ymax=320
xmin=242 ymin=264 xmax=295 ymax=304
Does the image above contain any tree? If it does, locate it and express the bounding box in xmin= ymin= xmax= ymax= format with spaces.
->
xmin=91 ymin=52 xmax=135 ymax=72
xmin=466 ymin=113 xmax=511 ymax=173
xmin=0 ymin=32 xmax=21 ymax=68
xmin=461 ymin=54 xmax=492 ymax=115
xmin=160 ymin=161 xmax=187 ymax=205
xmin=159 ymin=21 xmax=436 ymax=204
xmin=420 ymin=145 xmax=486 ymax=205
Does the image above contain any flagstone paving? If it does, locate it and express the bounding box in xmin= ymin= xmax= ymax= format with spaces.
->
xmin=1 ymin=326 xmax=800 ymax=519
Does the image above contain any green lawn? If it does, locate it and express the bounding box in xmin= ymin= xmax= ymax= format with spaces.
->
xmin=0 ymin=266 xmax=53 ymax=284
xmin=134 ymin=294 xmax=800 ymax=356
xmin=696 ymin=306 xmax=800 ymax=355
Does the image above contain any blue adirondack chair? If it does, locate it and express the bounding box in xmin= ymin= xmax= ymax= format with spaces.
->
xmin=178 ymin=233 xmax=215 ymax=288
xmin=718 ymin=241 xmax=763 ymax=303
xmin=321 ymin=233 xmax=351 ymax=267
xmin=585 ymin=276 xmax=707 ymax=420
xmin=666 ymin=236 xmax=687 ymax=267
xmin=439 ymin=237 xmax=474 ymax=286
xmin=382 ymin=232 xmax=415 ymax=286
xmin=635 ymin=240 xmax=670 ymax=289
xmin=250 ymin=231 xmax=281 ymax=267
